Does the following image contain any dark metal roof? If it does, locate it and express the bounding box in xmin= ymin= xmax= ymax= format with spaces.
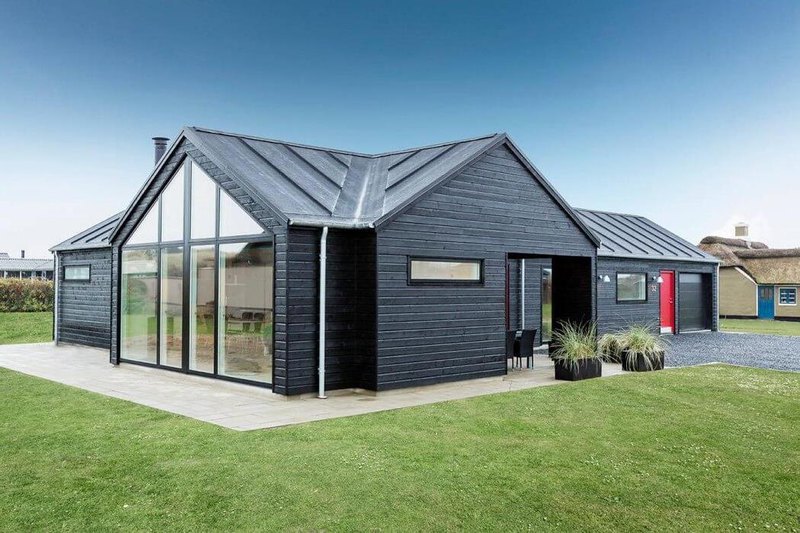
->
xmin=184 ymin=127 xmax=505 ymax=228
xmin=576 ymin=209 xmax=718 ymax=263
xmin=109 ymin=127 xmax=600 ymax=246
xmin=0 ymin=257 xmax=53 ymax=271
xmin=51 ymin=211 xmax=123 ymax=252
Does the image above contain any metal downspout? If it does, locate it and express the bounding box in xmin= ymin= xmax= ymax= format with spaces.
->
xmin=53 ymin=252 xmax=59 ymax=344
xmin=520 ymin=258 xmax=525 ymax=328
xmin=318 ymin=227 xmax=329 ymax=399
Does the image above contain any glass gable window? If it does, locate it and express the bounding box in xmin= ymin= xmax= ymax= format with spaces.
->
xmin=779 ymin=287 xmax=797 ymax=306
xmin=409 ymin=258 xmax=482 ymax=283
xmin=160 ymin=164 xmax=184 ymax=242
xmin=191 ymin=162 xmax=217 ymax=240
xmin=121 ymin=158 xmax=273 ymax=385
xmin=617 ymin=273 xmax=647 ymax=302
xmin=220 ymin=189 xmax=265 ymax=237
xmin=127 ymin=204 xmax=159 ymax=245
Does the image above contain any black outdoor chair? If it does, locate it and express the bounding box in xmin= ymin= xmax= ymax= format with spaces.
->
xmin=506 ymin=330 xmax=519 ymax=368
xmin=517 ymin=329 xmax=537 ymax=369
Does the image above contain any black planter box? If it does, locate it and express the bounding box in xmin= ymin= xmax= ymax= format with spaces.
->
xmin=621 ymin=350 xmax=665 ymax=372
xmin=554 ymin=358 xmax=602 ymax=381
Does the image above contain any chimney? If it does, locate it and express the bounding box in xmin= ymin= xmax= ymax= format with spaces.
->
xmin=152 ymin=137 xmax=169 ymax=165
xmin=20 ymin=250 xmax=25 ymax=259
xmin=734 ymin=222 xmax=749 ymax=238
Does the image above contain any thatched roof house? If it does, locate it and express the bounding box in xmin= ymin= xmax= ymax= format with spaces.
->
xmin=699 ymin=236 xmax=800 ymax=319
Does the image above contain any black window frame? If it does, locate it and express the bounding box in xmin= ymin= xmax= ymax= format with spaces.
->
xmin=407 ymin=256 xmax=484 ymax=286
xmin=63 ymin=264 xmax=91 ymax=282
xmin=118 ymin=154 xmax=275 ymax=388
xmin=616 ymin=272 xmax=648 ymax=303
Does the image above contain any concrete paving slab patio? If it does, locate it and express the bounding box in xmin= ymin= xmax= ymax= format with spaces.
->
xmin=0 ymin=343 xmax=623 ymax=431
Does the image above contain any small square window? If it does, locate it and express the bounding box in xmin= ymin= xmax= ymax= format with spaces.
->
xmin=64 ymin=265 xmax=90 ymax=281
xmin=779 ymin=287 xmax=796 ymax=306
xmin=616 ymin=273 xmax=647 ymax=302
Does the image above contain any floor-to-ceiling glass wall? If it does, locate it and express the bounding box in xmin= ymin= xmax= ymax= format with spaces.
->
xmin=120 ymin=248 xmax=158 ymax=363
xmin=189 ymin=244 xmax=215 ymax=373
xmin=159 ymin=246 xmax=183 ymax=368
xmin=120 ymin=159 xmax=274 ymax=385
xmin=218 ymin=242 xmax=274 ymax=382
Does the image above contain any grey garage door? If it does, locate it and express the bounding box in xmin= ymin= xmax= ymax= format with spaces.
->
xmin=679 ymin=273 xmax=709 ymax=331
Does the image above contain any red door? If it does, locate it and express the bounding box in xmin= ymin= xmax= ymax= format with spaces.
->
xmin=659 ymin=271 xmax=675 ymax=333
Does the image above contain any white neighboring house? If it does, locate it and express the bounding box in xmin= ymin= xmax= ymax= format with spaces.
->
xmin=0 ymin=252 xmax=54 ymax=280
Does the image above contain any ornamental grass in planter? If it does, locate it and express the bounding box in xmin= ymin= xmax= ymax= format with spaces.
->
xmin=620 ymin=325 xmax=666 ymax=372
xmin=551 ymin=321 xmax=602 ymax=381
xmin=598 ymin=333 xmax=625 ymax=363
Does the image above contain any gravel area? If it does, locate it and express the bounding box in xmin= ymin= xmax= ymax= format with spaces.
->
xmin=666 ymin=332 xmax=800 ymax=372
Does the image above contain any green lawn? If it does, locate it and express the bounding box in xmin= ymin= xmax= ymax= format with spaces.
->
xmin=0 ymin=366 xmax=798 ymax=530
xmin=721 ymin=317 xmax=800 ymax=336
xmin=0 ymin=311 xmax=52 ymax=345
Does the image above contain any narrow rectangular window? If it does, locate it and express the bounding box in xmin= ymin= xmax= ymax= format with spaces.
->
xmin=409 ymin=258 xmax=483 ymax=284
xmin=616 ymin=273 xmax=647 ymax=302
xmin=779 ymin=287 xmax=797 ymax=306
xmin=64 ymin=265 xmax=91 ymax=281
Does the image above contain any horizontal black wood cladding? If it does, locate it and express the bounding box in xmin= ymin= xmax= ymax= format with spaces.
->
xmin=57 ymin=249 xmax=112 ymax=349
xmin=596 ymin=257 xmax=718 ymax=335
xmin=285 ymin=227 xmax=376 ymax=395
xmin=376 ymin=143 xmax=596 ymax=390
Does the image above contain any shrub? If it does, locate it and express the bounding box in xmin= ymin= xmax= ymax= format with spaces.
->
xmin=0 ymin=278 xmax=54 ymax=312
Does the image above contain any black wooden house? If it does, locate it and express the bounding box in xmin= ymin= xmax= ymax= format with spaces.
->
xmin=52 ymin=128 xmax=718 ymax=395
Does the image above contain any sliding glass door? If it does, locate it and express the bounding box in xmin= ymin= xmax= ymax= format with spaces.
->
xmin=120 ymin=158 xmax=274 ymax=385
xmin=218 ymin=242 xmax=274 ymax=382
xmin=159 ymin=247 xmax=183 ymax=368
xmin=189 ymin=245 xmax=215 ymax=373
xmin=120 ymin=248 xmax=157 ymax=363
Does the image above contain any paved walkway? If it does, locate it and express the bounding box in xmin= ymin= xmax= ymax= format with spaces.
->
xmin=666 ymin=331 xmax=800 ymax=372
xmin=0 ymin=343 xmax=623 ymax=431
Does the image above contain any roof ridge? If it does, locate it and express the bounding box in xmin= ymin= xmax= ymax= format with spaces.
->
xmin=369 ymin=133 xmax=502 ymax=158
xmin=189 ymin=126 xmax=501 ymax=159
xmin=188 ymin=126 xmax=370 ymax=157
xmin=576 ymin=207 xmax=646 ymax=219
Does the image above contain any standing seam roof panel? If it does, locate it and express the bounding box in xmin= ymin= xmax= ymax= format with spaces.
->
xmin=576 ymin=208 xmax=717 ymax=263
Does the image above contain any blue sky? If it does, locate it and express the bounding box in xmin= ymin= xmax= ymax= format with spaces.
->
xmin=1 ymin=0 xmax=798 ymax=257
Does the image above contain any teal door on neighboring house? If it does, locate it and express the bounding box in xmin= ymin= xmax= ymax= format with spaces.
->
xmin=758 ymin=286 xmax=775 ymax=319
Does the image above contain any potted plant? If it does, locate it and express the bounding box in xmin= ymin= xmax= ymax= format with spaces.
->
xmin=597 ymin=332 xmax=625 ymax=363
xmin=551 ymin=321 xmax=602 ymax=381
xmin=619 ymin=325 xmax=666 ymax=372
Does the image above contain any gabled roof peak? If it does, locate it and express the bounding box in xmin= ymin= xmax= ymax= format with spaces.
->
xmin=187 ymin=126 xmax=503 ymax=159
xmin=106 ymin=127 xmax=598 ymax=246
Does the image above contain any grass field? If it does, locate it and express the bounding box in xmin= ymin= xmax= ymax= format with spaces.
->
xmin=721 ymin=317 xmax=800 ymax=336
xmin=0 ymin=311 xmax=52 ymax=345
xmin=0 ymin=365 xmax=797 ymax=531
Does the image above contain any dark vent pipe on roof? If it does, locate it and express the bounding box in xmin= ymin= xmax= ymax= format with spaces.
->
xmin=152 ymin=137 xmax=169 ymax=165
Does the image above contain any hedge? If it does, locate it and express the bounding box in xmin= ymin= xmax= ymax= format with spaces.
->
xmin=0 ymin=278 xmax=54 ymax=312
